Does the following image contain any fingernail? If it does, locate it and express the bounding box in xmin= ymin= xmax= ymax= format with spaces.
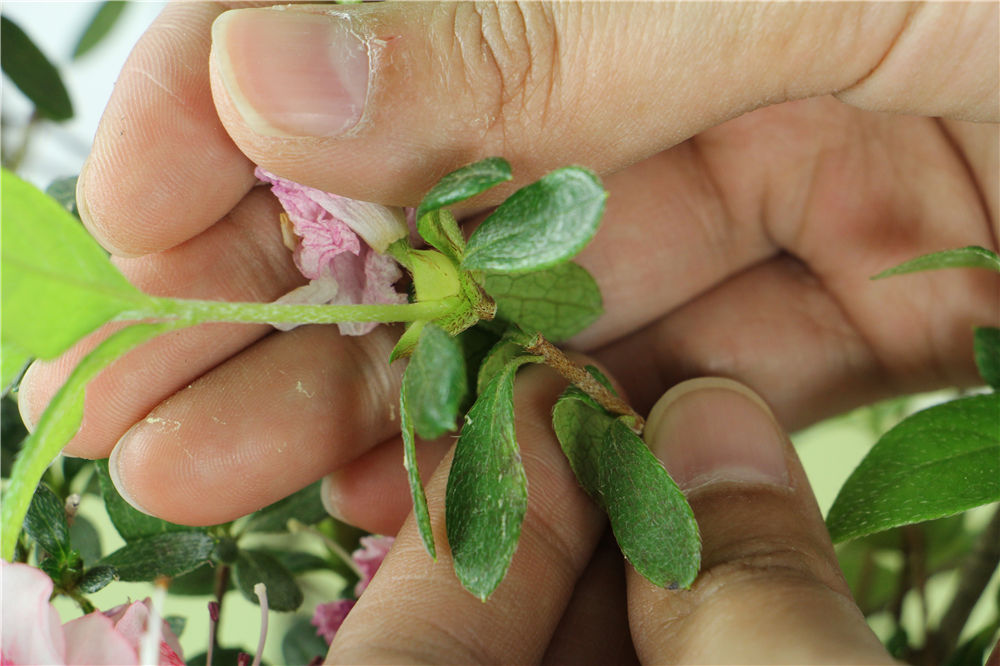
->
xmin=212 ymin=8 xmax=370 ymax=137
xmin=109 ymin=430 xmax=155 ymax=516
xmin=645 ymin=378 xmax=790 ymax=491
xmin=319 ymin=475 xmax=344 ymax=521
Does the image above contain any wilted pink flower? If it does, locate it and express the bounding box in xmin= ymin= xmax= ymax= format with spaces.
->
xmin=256 ymin=167 xmax=408 ymax=336
xmin=0 ymin=561 xmax=183 ymax=666
xmin=310 ymin=535 xmax=394 ymax=645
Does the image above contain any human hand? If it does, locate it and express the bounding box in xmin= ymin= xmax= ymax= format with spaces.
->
xmin=326 ymin=372 xmax=896 ymax=664
xmin=19 ymin=3 xmax=998 ymax=532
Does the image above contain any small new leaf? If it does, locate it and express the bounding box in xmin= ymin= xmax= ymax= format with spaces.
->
xmin=78 ymin=565 xmax=118 ymax=593
xmin=826 ymin=393 xmax=1000 ymax=542
xmin=553 ymin=380 xmax=700 ymax=589
xmin=463 ymin=167 xmax=606 ymax=274
xmin=24 ymin=483 xmax=71 ymax=561
xmin=416 ymin=157 xmax=512 ymax=220
xmin=873 ymin=246 xmax=1000 ymax=279
xmin=973 ymin=327 xmax=1000 ymax=390
xmin=446 ymin=360 xmax=530 ymax=599
xmin=417 ymin=209 xmax=466 ymax=263
xmin=234 ymin=549 xmax=304 ymax=611
xmin=98 ymin=531 xmax=216 ymax=581
xmin=484 ymin=262 xmax=602 ymax=341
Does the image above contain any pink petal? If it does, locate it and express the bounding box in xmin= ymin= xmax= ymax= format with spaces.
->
xmin=311 ymin=600 xmax=355 ymax=645
xmin=353 ymin=535 xmax=394 ymax=597
xmin=104 ymin=600 xmax=184 ymax=665
xmin=1 ymin=561 xmax=66 ymax=665
xmin=62 ymin=613 xmax=137 ymax=666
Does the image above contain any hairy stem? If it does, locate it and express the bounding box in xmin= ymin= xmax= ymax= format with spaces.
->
xmin=151 ymin=296 xmax=460 ymax=326
xmin=525 ymin=336 xmax=645 ymax=433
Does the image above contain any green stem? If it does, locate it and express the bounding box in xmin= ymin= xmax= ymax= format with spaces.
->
xmin=1 ymin=322 xmax=184 ymax=561
xmin=151 ymin=296 xmax=459 ymax=327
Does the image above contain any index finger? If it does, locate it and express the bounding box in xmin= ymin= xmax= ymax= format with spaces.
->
xmin=78 ymin=2 xmax=257 ymax=257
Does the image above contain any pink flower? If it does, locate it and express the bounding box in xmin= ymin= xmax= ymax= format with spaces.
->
xmin=103 ymin=600 xmax=185 ymax=666
xmin=310 ymin=599 xmax=355 ymax=646
xmin=0 ymin=561 xmax=183 ymax=665
xmin=352 ymin=535 xmax=394 ymax=597
xmin=310 ymin=535 xmax=394 ymax=645
xmin=256 ymin=168 xmax=408 ymax=336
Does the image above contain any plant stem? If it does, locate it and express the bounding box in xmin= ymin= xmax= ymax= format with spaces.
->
xmin=151 ymin=296 xmax=459 ymax=327
xmin=927 ymin=506 xmax=1000 ymax=663
xmin=525 ymin=335 xmax=645 ymax=433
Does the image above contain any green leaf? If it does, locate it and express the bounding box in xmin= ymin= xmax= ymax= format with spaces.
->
xmin=974 ymin=327 xmax=1000 ymax=390
xmin=98 ymin=531 xmax=216 ymax=581
xmin=78 ymin=565 xmax=118 ymax=593
xmin=1 ymin=169 xmax=159 ymax=361
xmin=1 ymin=322 xmax=181 ymax=561
xmin=243 ymin=481 xmax=328 ymax=533
xmin=188 ymin=648 xmax=265 ymax=666
xmin=400 ymin=377 xmax=436 ymax=559
xmin=416 ymin=157 xmax=512 ymax=220
xmin=417 ymin=209 xmax=466 ymax=263
xmin=45 ymin=176 xmax=80 ymax=219
xmin=234 ymin=549 xmax=304 ymax=611
xmin=463 ymin=167 xmax=606 ymax=274
xmin=94 ymin=459 xmax=193 ymax=540
xmin=404 ymin=324 xmax=467 ymax=439
xmin=24 ymin=483 xmax=71 ymax=560
xmin=484 ymin=262 xmax=602 ymax=341
xmin=1 ymin=395 xmax=27 ymax=478
xmin=826 ymin=393 xmax=1000 ymax=542
xmin=0 ymin=16 xmax=73 ymax=120
xmin=258 ymin=549 xmax=331 ymax=574
xmin=164 ymin=616 xmax=186 ymax=640
xmin=68 ymin=514 xmax=102 ymax=565
xmin=552 ymin=381 xmax=700 ymax=589
xmin=445 ymin=359 xmax=530 ymax=599
xmin=167 ymin=563 xmax=224 ymax=596
xmin=476 ymin=335 xmax=532 ymax=395
xmin=282 ymin=616 xmax=330 ymax=666
xmin=72 ymin=1 xmax=128 ymax=60
xmin=2 ymin=340 xmax=30 ymax=395
xmin=873 ymin=246 xmax=1000 ymax=279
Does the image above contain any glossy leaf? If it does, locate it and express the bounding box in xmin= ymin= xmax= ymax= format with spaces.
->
xmin=234 ymin=549 xmax=303 ymax=611
xmin=1 ymin=169 xmax=159 ymax=360
xmin=416 ymin=157 xmax=512 ymax=220
xmin=243 ymin=481 xmax=328 ymax=533
xmin=68 ymin=515 xmax=102 ymax=566
xmin=974 ymin=326 xmax=1000 ymax=390
xmin=0 ymin=16 xmax=73 ymax=120
xmin=24 ymin=483 xmax=71 ymax=561
xmin=404 ymin=323 xmax=467 ymax=439
xmin=827 ymin=393 xmax=1000 ymax=542
xmin=78 ymin=565 xmax=118 ymax=593
xmin=873 ymin=245 xmax=1000 ymax=279
xmin=445 ymin=359 xmax=530 ymax=599
xmin=72 ymin=1 xmax=128 ymax=60
xmin=400 ymin=379 xmax=436 ymax=559
xmin=95 ymin=459 xmax=192 ymax=541
xmin=484 ymin=262 xmax=602 ymax=341
xmin=168 ymin=564 xmax=223 ymax=596
xmin=98 ymin=531 xmax=216 ymax=581
xmin=260 ymin=549 xmax=331 ymax=574
xmin=553 ymin=380 xmax=700 ymax=589
xmin=463 ymin=167 xmax=605 ymax=274
xmin=1 ymin=321 xmax=182 ymax=561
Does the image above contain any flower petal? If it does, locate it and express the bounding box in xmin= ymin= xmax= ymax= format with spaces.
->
xmin=1 ymin=561 xmax=66 ymax=665
xmin=352 ymin=535 xmax=395 ymax=597
xmin=311 ymin=600 xmax=355 ymax=645
xmin=63 ymin=613 xmax=137 ymax=666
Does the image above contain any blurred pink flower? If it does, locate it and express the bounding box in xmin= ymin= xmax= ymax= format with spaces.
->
xmin=0 ymin=561 xmax=183 ymax=666
xmin=310 ymin=535 xmax=394 ymax=645
xmin=256 ymin=167 xmax=408 ymax=336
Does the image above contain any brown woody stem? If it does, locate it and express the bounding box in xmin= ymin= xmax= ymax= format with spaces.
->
xmin=525 ymin=335 xmax=645 ymax=433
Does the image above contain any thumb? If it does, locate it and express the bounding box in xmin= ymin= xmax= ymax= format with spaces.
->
xmin=628 ymin=378 xmax=894 ymax=664
xmin=209 ymin=2 xmax=923 ymax=204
